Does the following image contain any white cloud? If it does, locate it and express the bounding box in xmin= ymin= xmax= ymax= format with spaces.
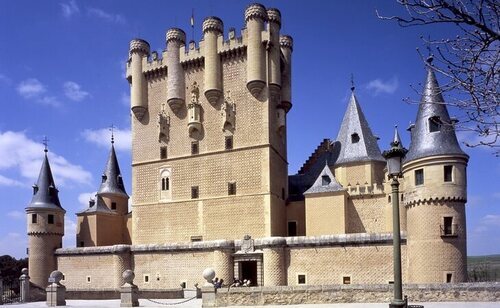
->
xmin=17 ymin=78 xmax=61 ymax=107
xmin=82 ymin=127 xmax=131 ymax=151
xmin=482 ymin=214 xmax=500 ymax=227
xmin=0 ymin=131 xmax=92 ymax=186
xmin=0 ymin=174 xmax=24 ymax=187
xmin=366 ymin=77 xmax=399 ymax=95
xmin=60 ymin=0 xmax=79 ymax=18
xmin=78 ymin=191 xmax=96 ymax=209
xmin=63 ymin=81 xmax=89 ymax=101
xmin=87 ymin=7 xmax=125 ymax=24
xmin=7 ymin=210 xmax=24 ymax=219
xmin=17 ymin=78 xmax=46 ymax=98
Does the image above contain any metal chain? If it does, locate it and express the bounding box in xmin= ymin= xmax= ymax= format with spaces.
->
xmin=145 ymin=296 xmax=197 ymax=306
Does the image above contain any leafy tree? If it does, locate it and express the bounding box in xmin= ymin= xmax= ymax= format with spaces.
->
xmin=378 ymin=0 xmax=499 ymax=155
xmin=0 ymin=255 xmax=28 ymax=286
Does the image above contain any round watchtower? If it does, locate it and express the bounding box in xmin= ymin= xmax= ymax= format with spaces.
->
xmin=166 ymin=28 xmax=186 ymax=112
xmin=128 ymin=38 xmax=150 ymax=121
xmin=26 ymin=149 xmax=65 ymax=288
xmin=403 ymin=62 xmax=469 ymax=283
xmin=245 ymin=3 xmax=267 ymax=97
xmin=202 ymin=16 xmax=223 ymax=104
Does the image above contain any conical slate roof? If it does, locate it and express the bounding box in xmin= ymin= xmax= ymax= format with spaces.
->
xmin=335 ymin=91 xmax=385 ymax=165
xmin=97 ymin=143 xmax=128 ymax=198
xmin=405 ymin=63 xmax=468 ymax=163
xmin=26 ymin=151 xmax=65 ymax=212
xmin=304 ymin=163 xmax=344 ymax=194
xmin=77 ymin=194 xmax=116 ymax=215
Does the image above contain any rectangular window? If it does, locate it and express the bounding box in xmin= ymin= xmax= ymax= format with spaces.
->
xmin=79 ymin=241 xmax=84 ymax=247
xmin=297 ymin=274 xmax=306 ymax=285
xmin=343 ymin=276 xmax=351 ymax=284
xmin=415 ymin=169 xmax=424 ymax=185
xmin=191 ymin=236 xmax=203 ymax=242
xmin=446 ymin=273 xmax=453 ymax=283
xmin=191 ymin=186 xmax=199 ymax=199
xmin=444 ymin=165 xmax=453 ymax=182
xmin=160 ymin=146 xmax=167 ymax=159
xmin=228 ymin=182 xmax=236 ymax=195
xmin=86 ymin=276 xmax=91 ymax=283
xmin=144 ymin=275 xmax=149 ymax=283
xmin=225 ymin=136 xmax=233 ymax=150
xmin=442 ymin=216 xmax=454 ymax=236
xmin=191 ymin=141 xmax=199 ymax=155
xmin=48 ymin=214 xmax=54 ymax=224
xmin=288 ymin=221 xmax=297 ymax=236
xmin=31 ymin=214 xmax=37 ymax=224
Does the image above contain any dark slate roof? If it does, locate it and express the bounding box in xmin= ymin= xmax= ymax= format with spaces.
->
xmin=334 ymin=91 xmax=385 ymax=165
xmin=77 ymin=195 xmax=116 ymax=215
xmin=404 ymin=65 xmax=468 ymax=163
xmin=304 ymin=163 xmax=344 ymax=194
xmin=97 ymin=144 xmax=128 ymax=198
xmin=26 ymin=152 xmax=65 ymax=212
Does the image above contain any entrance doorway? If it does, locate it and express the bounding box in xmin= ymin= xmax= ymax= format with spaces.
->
xmin=239 ymin=261 xmax=257 ymax=286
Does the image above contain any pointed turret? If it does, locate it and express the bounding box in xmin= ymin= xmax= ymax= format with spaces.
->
xmin=304 ymin=163 xmax=344 ymax=194
xmin=335 ymin=90 xmax=384 ymax=165
xmin=97 ymin=143 xmax=128 ymax=199
xmin=27 ymin=149 xmax=65 ymax=213
xmin=405 ymin=58 xmax=468 ymax=163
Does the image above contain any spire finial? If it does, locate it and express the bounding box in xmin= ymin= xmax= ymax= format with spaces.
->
xmin=350 ymin=73 xmax=355 ymax=91
xmin=42 ymin=136 xmax=49 ymax=153
xmin=109 ymin=124 xmax=116 ymax=144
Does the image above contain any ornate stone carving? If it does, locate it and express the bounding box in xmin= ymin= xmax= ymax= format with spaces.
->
xmin=240 ymin=234 xmax=255 ymax=253
xmin=157 ymin=103 xmax=170 ymax=143
xmin=267 ymin=8 xmax=281 ymax=26
xmin=166 ymin=28 xmax=186 ymax=43
xmin=188 ymin=82 xmax=202 ymax=136
xmin=245 ymin=3 xmax=267 ymax=22
xmin=202 ymin=17 xmax=223 ymax=34
xmin=222 ymin=91 xmax=236 ymax=131
xmin=129 ymin=39 xmax=150 ymax=56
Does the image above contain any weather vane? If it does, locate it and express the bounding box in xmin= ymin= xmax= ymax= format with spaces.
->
xmin=42 ymin=136 xmax=49 ymax=153
xmin=109 ymin=124 xmax=116 ymax=144
xmin=350 ymin=73 xmax=355 ymax=91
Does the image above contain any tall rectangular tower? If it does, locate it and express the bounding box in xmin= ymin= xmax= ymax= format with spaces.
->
xmin=126 ymin=4 xmax=293 ymax=244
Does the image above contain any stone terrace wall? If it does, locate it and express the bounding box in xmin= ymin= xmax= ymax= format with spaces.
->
xmin=213 ymin=283 xmax=500 ymax=306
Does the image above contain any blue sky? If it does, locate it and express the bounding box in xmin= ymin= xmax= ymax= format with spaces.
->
xmin=0 ymin=0 xmax=498 ymax=258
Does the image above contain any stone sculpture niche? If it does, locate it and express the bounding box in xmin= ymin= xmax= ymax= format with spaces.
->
xmin=222 ymin=91 xmax=236 ymax=132
xmin=157 ymin=103 xmax=170 ymax=143
xmin=188 ymin=82 xmax=202 ymax=137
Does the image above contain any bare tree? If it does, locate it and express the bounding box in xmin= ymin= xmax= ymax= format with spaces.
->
xmin=377 ymin=0 xmax=499 ymax=155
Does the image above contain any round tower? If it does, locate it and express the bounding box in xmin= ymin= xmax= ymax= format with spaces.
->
xmin=267 ymin=8 xmax=281 ymax=100
xmin=26 ymin=148 xmax=65 ymax=288
xmin=403 ymin=59 xmax=469 ymax=283
xmin=166 ymin=28 xmax=186 ymax=112
xmin=279 ymin=35 xmax=293 ymax=113
xmin=128 ymin=38 xmax=150 ymax=121
xmin=245 ymin=3 xmax=267 ymax=97
xmin=202 ymin=16 xmax=223 ymax=104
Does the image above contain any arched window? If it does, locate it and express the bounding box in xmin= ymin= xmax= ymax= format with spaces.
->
xmin=160 ymin=168 xmax=172 ymax=201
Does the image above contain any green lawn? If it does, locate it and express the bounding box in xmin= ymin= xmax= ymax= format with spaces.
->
xmin=468 ymin=254 xmax=500 ymax=282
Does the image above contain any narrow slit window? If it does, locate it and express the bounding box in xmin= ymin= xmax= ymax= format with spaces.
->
xmin=111 ymin=202 xmax=117 ymax=210
xmin=191 ymin=141 xmax=199 ymax=155
xmin=48 ymin=214 xmax=54 ymax=224
xmin=225 ymin=136 xmax=233 ymax=150
xmin=228 ymin=182 xmax=236 ymax=195
xmin=444 ymin=165 xmax=453 ymax=182
xmin=415 ymin=169 xmax=424 ymax=185
xmin=443 ymin=216 xmax=454 ymax=236
xmin=446 ymin=273 xmax=453 ymax=283
xmin=191 ymin=186 xmax=199 ymax=199
xmin=31 ymin=214 xmax=37 ymax=224
xmin=160 ymin=146 xmax=167 ymax=159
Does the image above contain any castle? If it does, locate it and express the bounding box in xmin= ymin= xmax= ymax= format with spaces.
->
xmin=25 ymin=3 xmax=469 ymax=293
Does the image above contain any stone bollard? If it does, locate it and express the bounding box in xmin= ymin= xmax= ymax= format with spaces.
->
xmin=201 ymin=268 xmax=216 ymax=308
xmin=19 ymin=268 xmax=30 ymax=303
xmin=120 ymin=270 xmax=139 ymax=307
xmin=46 ymin=270 xmax=66 ymax=307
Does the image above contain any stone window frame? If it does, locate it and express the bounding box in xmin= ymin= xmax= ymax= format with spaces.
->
xmin=143 ymin=274 xmax=150 ymax=283
xmin=441 ymin=215 xmax=457 ymax=237
xmin=191 ymin=235 xmax=203 ymax=242
xmin=228 ymin=182 xmax=236 ymax=195
xmin=342 ymin=275 xmax=352 ymax=284
xmin=444 ymin=271 xmax=454 ymax=283
xmin=297 ymin=273 xmax=307 ymax=285
xmin=111 ymin=202 xmax=117 ymax=210
xmin=444 ymin=165 xmax=453 ymax=183
xmin=191 ymin=141 xmax=199 ymax=155
xmin=191 ymin=186 xmax=199 ymax=199
xmin=159 ymin=167 xmax=172 ymax=202
xmin=86 ymin=276 xmax=91 ymax=283
xmin=160 ymin=146 xmax=167 ymax=159
xmin=48 ymin=214 xmax=54 ymax=224
xmin=31 ymin=213 xmax=37 ymax=224
xmin=414 ymin=168 xmax=424 ymax=186
xmin=225 ymin=135 xmax=233 ymax=150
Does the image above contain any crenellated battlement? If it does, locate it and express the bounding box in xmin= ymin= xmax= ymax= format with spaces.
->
xmin=202 ymin=16 xmax=224 ymax=33
xmin=347 ymin=182 xmax=385 ymax=197
xmin=245 ymin=3 xmax=268 ymax=22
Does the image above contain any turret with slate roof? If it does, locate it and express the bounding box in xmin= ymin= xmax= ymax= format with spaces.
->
xmin=405 ymin=57 xmax=468 ymax=163
xmin=335 ymin=87 xmax=385 ymax=166
xmin=26 ymin=142 xmax=65 ymax=288
xmin=403 ymin=59 xmax=469 ymax=284
xmin=98 ymin=135 xmax=128 ymax=200
xmin=304 ymin=163 xmax=344 ymax=195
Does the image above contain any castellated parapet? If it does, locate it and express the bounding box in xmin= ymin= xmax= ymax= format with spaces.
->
xmin=166 ymin=28 xmax=186 ymax=112
xmin=202 ymin=17 xmax=223 ymax=104
xmin=128 ymin=39 xmax=150 ymax=121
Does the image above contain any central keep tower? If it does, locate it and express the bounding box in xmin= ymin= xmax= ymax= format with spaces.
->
xmin=126 ymin=3 xmax=293 ymax=244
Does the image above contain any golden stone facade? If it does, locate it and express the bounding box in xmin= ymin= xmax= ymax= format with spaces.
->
xmin=26 ymin=3 xmax=468 ymax=292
